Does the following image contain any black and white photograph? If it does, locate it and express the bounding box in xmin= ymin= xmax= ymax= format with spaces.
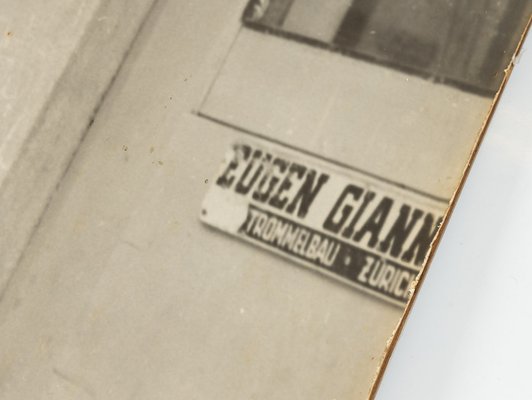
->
xmin=0 ymin=1 xmax=530 ymax=399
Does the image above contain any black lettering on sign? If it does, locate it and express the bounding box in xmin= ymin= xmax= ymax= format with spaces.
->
xmin=207 ymin=142 xmax=446 ymax=305
xmin=322 ymin=184 xmax=364 ymax=233
xmin=286 ymin=169 xmax=329 ymax=218
xmin=239 ymin=204 xmax=417 ymax=305
xmin=401 ymin=214 xmax=442 ymax=266
xmin=252 ymin=158 xmax=289 ymax=202
xmin=323 ymin=184 xmax=442 ymax=267
xmin=235 ymin=150 xmax=267 ymax=195
xmin=379 ymin=206 xmax=423 ymax=257
xmin=216 ymin=144 xmax=329 ymax=219
xmin=342 ymin=191 xmax=375 ymax=239
xmin=216 ymin=144 xmax=251 ymax=188
xmin=268 ymin=163 xmax=306 ymax=210
xmin=353 ymin=197 xmax=393 ymax=248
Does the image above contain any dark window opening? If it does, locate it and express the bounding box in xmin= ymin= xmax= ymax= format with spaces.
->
xmin=243 ymin=0 xmax=531 ymax=96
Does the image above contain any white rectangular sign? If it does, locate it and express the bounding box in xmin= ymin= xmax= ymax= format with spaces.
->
xmin=201 ymin=141 xmax=447 ymax=306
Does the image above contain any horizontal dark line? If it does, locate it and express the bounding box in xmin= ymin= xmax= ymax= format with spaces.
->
xmin=195 ymin=111 xmax=450 ymax=204
xmin=243 ymin=22 xmax=497 ymax=98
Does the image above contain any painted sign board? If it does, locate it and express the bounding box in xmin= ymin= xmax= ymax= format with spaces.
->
xmin=201 ymin=141 xmax=446 ymax=306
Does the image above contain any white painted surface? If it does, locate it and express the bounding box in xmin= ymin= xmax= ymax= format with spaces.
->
xmin=0 ymin=2 xmax=403 ymax=398
xmin=0 ymin=0 xmax=98 ymax=183
xmin=201 ymin=29 xmax=492 ymax=199
xmin=376 ymin=33 xmax=532 ymax=400
xmin=0 ymin=1 xmax=528 ymax=399
xmin=0 ymin=0 xmax=155 ymax=292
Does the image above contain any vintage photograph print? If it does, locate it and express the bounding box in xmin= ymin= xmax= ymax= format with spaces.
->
xmin=0 ymin=1 xmax=530 ymax=399
xmin=197 ymin=0 xmax=530 ymax=398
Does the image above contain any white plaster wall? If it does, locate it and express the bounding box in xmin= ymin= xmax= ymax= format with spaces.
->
xmin=0 ymin=0 xmax=156 ymax=292
xmin=0 ymin=1 xmax=401 ymax=398
xmin=201 ymin=29 xmax=493 ymax=199
xmin=0 ymin=1 xmax=524 ymax=399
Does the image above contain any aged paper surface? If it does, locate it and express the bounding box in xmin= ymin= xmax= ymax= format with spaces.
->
xmin=0 ymin=1 xmax=530 ymax=399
